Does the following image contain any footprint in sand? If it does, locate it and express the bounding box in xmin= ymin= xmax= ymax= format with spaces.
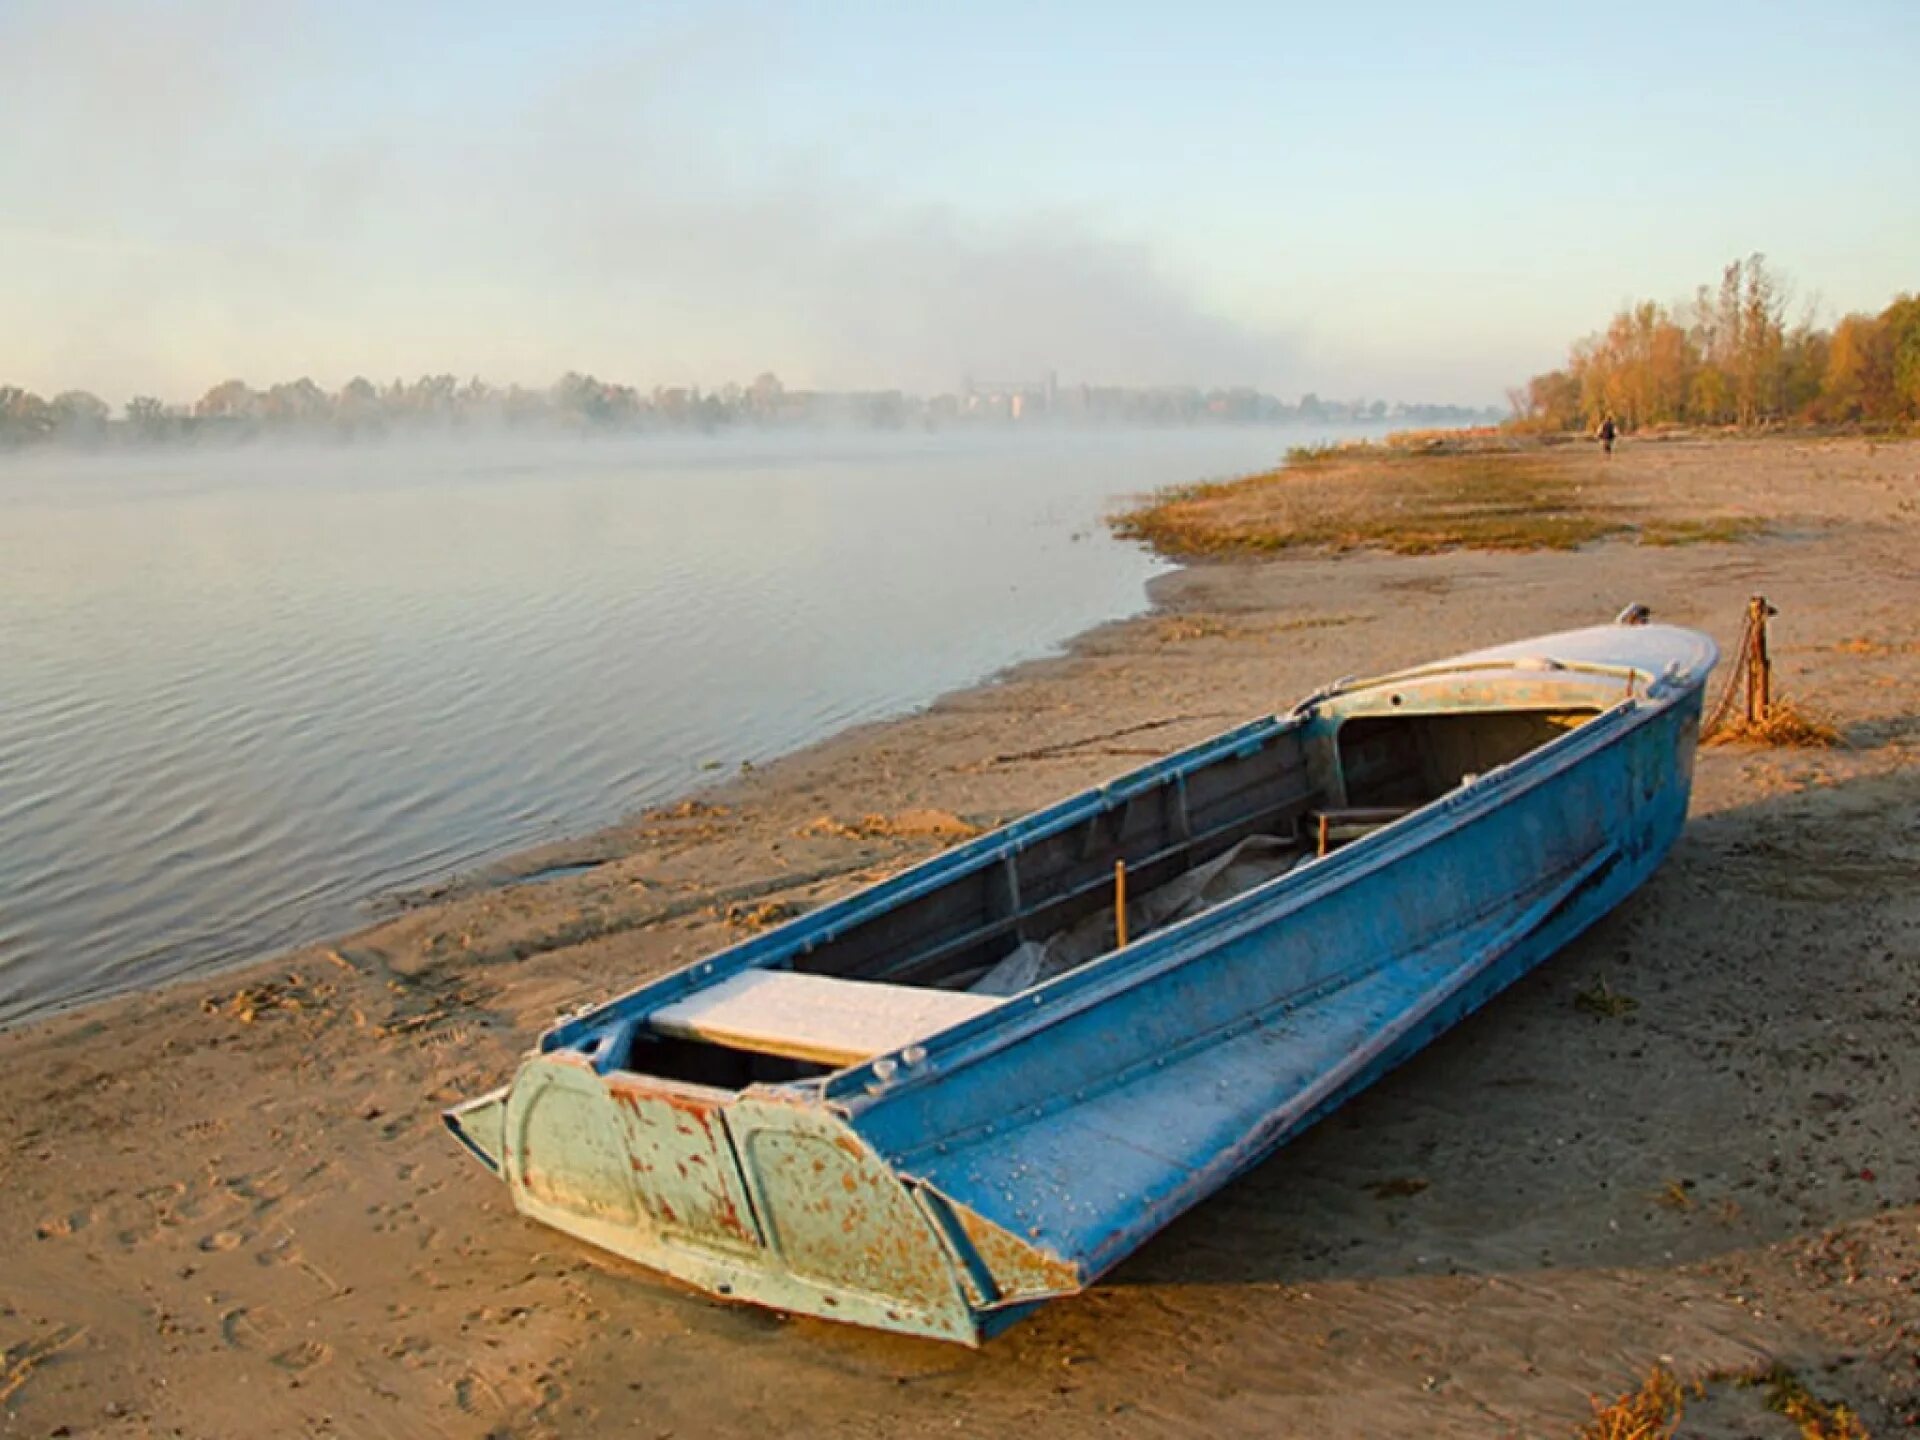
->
xmin=35 ymin=1211 xmax=85 ymax=1240
xmin=270 ymin=1339 xmax=332 ymax=1372
xmin=453 ymin=1372 xmax=507 ymax=1415
xmin=421 ymin=1024 xmax=472 ymax=1052
xmin=219 ymin=1308 xmax=259 ymax=1349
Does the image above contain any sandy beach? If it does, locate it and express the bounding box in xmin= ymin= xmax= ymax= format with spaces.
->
xmin=5 ymin=436 xmax=1917 ymax=1437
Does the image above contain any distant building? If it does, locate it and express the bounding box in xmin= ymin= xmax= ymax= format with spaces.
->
xmin=962 ymin=373 xmax=1055 ymax=423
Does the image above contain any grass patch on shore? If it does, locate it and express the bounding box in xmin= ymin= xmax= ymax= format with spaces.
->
xmin=1745 ymin=1365 xmax=1870 ymax=1439
xmin=1637 ymin=516 xmax=1769 ymax=546
xmin=1703 ymin=699 xmax=1843 ymax=748
xmin=1151 ymin=610 xmax=1370 ymax=644
xmin=1111 ymin=443 xmax=1766 ymax=559
xmin=1574 ymin=976 xmax=1639 ymax=1018
xmin=1577 ymin=1366 xmax=1686 ymax=1439
xmin=1575 ymin=1363 xmax=1868 ymax=1440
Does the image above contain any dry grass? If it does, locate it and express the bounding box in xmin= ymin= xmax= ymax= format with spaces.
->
xmin=796 ymin=808 xmax=981 ymax=842
xmin=1574 ymin=977 xmax=1639 ymax=1018
xmin=1636 ymin=516 xmax=1769 ymax=546
xmin=1704 ymin=699 xmax=1843 ymax=748
xmin=1111 ymin=443 xmax=1769 ymax=559
xmin=200 ymin=972 xmax=335 ymax=1025
xmin=1366 ymin=1176 xmax=1430 ymax=1199
xmin=1576 ymin=1366 xmax=1686 ymax=1440
xmin=1654 ymin=1179 xmax=1695 ymax=1212
xmin=1746 ymin=1366 xmax=1871 ymax=1439
xmin=718 ymin=898 xmax=803 ymax=933
xmin=1151 ymin=611 xmax=1368 ymax=644
xmin=1382 ymin=424 xmax=1509 ymax=449
xmin=1575 ymin=1364 xmax=1870 ymax=1440
xmin=1114 ymin=449 xmax=1626 ymax=557
xmin=1835 ymin=635 xmax=1920 ymax=657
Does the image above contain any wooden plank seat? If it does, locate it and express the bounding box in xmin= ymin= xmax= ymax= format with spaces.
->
xmin=648 ymin=970 xmax=1004 ymax=1068
xmin=1307 ymin=806 xmax=1418 ymax=856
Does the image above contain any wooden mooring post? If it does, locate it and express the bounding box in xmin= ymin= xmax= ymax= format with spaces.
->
xmin=1745 ymin=595 xmax=1776 ymax=725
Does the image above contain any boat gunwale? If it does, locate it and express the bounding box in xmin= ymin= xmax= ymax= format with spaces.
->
xmin=1292 ymin=620 xmax=1717 ymax=707
xmin=820 ymin=684 xmax=1668 ymax=1111
xmin=1296 ymin=653 xmax=1710 ymax=713
xmin=541 ymin=626 xmax=1716 ymax=1090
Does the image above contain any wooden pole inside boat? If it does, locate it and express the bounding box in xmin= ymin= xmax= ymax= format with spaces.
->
xmin=1114 ymin=860 xmax=1129 ymax=949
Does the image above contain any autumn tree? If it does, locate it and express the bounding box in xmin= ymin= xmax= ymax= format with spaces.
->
xmin=1779 ymin=324 xmax=1828 ymax=418
xmin=1885 ymin=294 xmax=1920 ymax=419
xmin=335 ymin=376 xmax=381 ymax=431
xmin=0 ymin=386 xmax=54 ymax=443
xmin=1733 ymin=254 xmax=1788 ymax=423
xmin=125 ymin=396 xmax=171 ymax=437
xmin=50 ymin=390 xmax=111 ymax=436
xmin=263 ymin=377 xmax=329 ymax=423
xmin=1820 ymin=312 xmax=1886 ymax=420
xmin=1506 ymin=368 xmax=1582 ymax=430
xmin=1510 ymin=256 xmax=1916 ymax=433
xmin=196 ymin=379 xmax=259 ymax=420
xmin=1554 ymin=300 xmax=1698 ymax=430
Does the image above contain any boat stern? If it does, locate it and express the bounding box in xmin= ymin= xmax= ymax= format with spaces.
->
xmin=446 ymin=1053 xmax=1083 ymax=1344
xmin=443 ymin=1084 xmax=510 ymax=1172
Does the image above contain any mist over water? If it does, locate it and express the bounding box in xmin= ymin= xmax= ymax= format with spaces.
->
xmin=0 ymin=426 xmax=1382 ymax=1025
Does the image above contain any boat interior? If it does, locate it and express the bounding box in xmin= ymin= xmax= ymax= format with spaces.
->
xmin=593 ymin=698 xmax=1606 ymax=1091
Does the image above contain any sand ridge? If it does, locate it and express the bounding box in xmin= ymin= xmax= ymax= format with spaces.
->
xmin=3 ymin=437 xmax=1917 ymax=1437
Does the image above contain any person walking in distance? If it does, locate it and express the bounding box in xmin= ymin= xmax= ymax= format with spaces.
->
xmin=1597 ymin=414 xmax=1618 ymax=457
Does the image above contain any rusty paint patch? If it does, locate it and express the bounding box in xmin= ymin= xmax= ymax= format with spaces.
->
xmin=604 ymin=1079 xmax=759 ymax=1248
xmin=947 ymin=1200 xmax=1082 ymax=1303
xmin=742 ymin=1130 xmax=962 ymax=1313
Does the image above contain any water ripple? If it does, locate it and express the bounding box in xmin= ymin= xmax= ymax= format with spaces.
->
xmin=0 ymin=427 xmax=1377 ymax=1026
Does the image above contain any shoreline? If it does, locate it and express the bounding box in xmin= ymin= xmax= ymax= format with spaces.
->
xmin=6 ymin=435 xmax=1918 ymax=1436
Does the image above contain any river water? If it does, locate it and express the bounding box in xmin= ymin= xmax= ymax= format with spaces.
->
xmin=0 ymin=426 xmax=1374 ymax=1024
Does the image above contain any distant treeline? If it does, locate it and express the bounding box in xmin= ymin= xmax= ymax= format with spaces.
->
xmin=0 ymin=371 xmax=1497 ymax=449
xmin=1509 ymin=254 xmax=1920 ymax=432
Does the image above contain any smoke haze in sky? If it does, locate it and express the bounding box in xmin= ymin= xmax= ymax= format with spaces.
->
xmin=4 ymin=0 xmax=1915 ymax=405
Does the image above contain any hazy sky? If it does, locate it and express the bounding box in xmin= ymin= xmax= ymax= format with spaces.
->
xmin=4 ymin=0 xmax=1916 ymax=405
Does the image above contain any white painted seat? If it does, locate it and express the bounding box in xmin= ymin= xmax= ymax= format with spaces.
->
xmin=648 ymin=970 xmax=1002 ymax=1068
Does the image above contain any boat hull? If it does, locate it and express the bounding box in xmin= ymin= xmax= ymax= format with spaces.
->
xmin=449 ymin=624 xmax=1713 ymax=1342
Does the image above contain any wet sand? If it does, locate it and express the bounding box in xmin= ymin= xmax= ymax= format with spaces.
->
xmin=4 ymin=437 xmax=1918 ymax=1437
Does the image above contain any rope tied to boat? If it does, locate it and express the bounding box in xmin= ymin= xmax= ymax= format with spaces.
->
xmin=1700 ymin=595 xmax=1776 ymax=739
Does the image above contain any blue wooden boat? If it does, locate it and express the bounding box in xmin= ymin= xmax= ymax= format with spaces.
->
xmin=446 ymin=616 xmax=1716 ymax=1344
